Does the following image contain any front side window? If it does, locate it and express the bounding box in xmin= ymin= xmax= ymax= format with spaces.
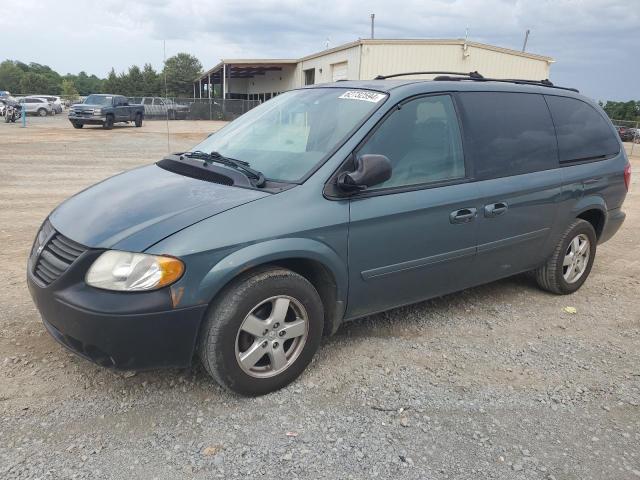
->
xmin=545 ymin=95 xmax=619 ymax=162
xmin=457 ymin=92 xmax=558 ymax=180
xmin=357 ymin=95 xmax=465 ymax=189
xmin=192 ymin=88 xmax=387 ymax=182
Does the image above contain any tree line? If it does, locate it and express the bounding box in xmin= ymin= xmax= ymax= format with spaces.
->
xmin=599 ymin=101 xmax=640 ymax=122
xmin=0 ymin=53 xmax=203 ymax=99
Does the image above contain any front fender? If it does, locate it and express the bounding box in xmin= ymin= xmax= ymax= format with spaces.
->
xmin=189 ymin=238 xmax=348 ymax=328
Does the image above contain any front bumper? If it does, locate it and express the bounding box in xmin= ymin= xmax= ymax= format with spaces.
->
xmin=27 ymin=241 xmax=207 ymax=370
xmin=68 ymin=114 xmax=106 ymax=125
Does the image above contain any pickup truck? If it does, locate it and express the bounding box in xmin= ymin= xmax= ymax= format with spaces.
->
xmin=68 ymin=94 xmax=144 ymax=129
xmin=139 ymin=97 xmax=189 ymax=119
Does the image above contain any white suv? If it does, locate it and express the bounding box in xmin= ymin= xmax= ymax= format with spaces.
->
xmin=19 ymin=97 xmax=53 ymax=116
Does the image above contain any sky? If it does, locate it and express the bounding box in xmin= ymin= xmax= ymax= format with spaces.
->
xmin=1 ymin=0 xmax=637 ymax=102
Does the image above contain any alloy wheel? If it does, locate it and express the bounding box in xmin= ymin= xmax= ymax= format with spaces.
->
xmin=563 ymin=233 xmax=590 ymax=283
xmin=235 ymin=295 xmax=308 ymax=378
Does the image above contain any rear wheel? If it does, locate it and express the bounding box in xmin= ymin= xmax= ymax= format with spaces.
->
xmin=199 ymin=267 xmax=324 ymax=396
xmin=534 ymin=219 xmax=597 ymax=294
xmin=103 ymin=115 xmax=114 ymax=129
xmin=134 ymin=113 xmax=142 ymax=127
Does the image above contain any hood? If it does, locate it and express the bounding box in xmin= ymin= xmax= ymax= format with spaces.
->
xmin=49 ymin=164 xmax=269 ymax=251
xmin=73 ymin=104 xmax=102 ymax=110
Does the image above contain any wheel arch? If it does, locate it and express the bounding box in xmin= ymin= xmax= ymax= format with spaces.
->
xmin=572 ymin=196 xmax=607 ymax=240
xmin=195 ymin=238 xmax=348 ymax=336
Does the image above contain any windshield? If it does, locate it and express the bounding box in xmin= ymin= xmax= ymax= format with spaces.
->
xmin=84 ymin=95 xmax=113 ymax=106
xmin=192 ymin=88 xmax=387 ymax=182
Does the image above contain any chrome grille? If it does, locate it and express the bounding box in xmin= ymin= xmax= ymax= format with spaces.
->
xmin=31 ymin=221 xmax=86 ymax=286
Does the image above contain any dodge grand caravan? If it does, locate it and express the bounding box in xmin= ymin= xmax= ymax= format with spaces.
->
xmin=27 ymin=73 xmax=630 ymax=395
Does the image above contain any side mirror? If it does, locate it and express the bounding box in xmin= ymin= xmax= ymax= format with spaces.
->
xmin=337 ymin=154 xmax=392 ymax=192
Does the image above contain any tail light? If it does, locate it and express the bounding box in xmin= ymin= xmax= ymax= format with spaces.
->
xmin=624 ymin=163 xmax=631 ymax=191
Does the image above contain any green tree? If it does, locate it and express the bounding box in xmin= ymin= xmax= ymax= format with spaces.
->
xmin=61 ymin=79 xmax=79 ymax=100
xmin=123 ymin=65 xmax=145 ymax=96
xmin=102 ymin=68 xmax=121 ymax=94
xmin=141 ymin=63 xmax=161 ymax=96
xmin=601 ymin=100 xmax=640 ymax=121
xmin=0 ymin=60 xmax=24 ymax=93
xmin=163 ymin=53 xmax=202 ymax=97
xmin=19 ymin=72 xmax=50 ymax=94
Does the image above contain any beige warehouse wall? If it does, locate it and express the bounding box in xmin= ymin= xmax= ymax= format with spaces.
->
xmin=359 ymin=43 xmax=551 ymax=81
xmin=245 ymin=66 xmax=298 ymax=94
xmin=296 ymin=45 xmax=361 ymax=86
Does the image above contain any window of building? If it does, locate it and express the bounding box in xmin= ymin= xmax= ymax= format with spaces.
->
xmin=457 ymin=92 xmax=558 ymax=179
xmin=545 ymin=95 xmax=619 ymax=162
xmin=357 ymin=95 xmax=465 ymax=189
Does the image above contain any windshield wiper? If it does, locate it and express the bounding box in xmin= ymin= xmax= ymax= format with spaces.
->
xmin=180 ymin=150 xmax=265 ymax=187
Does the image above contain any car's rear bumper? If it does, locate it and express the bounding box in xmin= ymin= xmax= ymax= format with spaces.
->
xmin=27 ymin=264 xmax=207 ymax=370
xmin=600 ymin=207 xmax=626 ymax=244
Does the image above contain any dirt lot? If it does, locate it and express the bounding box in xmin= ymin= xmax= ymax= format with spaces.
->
xmin=1 ymin=115 xmax=639 ymax=480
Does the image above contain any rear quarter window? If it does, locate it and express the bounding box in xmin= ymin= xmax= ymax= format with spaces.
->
xmin=457 ymin=92 xmax=558 ymax=180
xmin=544 ymin=95 xmax=620 ymax=162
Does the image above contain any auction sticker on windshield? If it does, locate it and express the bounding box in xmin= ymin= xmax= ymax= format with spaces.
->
xmin=338 ymin=91 xmax=386 ymax=103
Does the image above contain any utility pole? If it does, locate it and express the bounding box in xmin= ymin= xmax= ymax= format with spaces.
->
xmin=370 ymin=13 xmax=375 ymax=39
xmin=522 ymin=29 xmax=530 ymax=52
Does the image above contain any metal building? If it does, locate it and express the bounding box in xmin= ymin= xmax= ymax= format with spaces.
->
xmin=194 ymin=39 xmax=554 ymax=101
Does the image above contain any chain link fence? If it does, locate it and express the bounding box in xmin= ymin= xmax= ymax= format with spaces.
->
xmin=611 ymin=119 xmax=639 ymax=155
xmin=126 ymin=97 xmax=261 ymax=121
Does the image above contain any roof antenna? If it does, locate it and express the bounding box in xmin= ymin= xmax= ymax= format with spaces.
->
xmin=522 ymin=29 xmax=530 ymax=52
xmin=370 ymin=13 xmax=375 ymax=39
xmin=163 ymin=39 xmax=171 ymax=154
xmin=325 ymin=37 xmax=331 ymax=49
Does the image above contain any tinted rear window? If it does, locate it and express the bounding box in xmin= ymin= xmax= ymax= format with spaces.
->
xmin=457 ymin=92 xmax=558 ymax=180
xmin=544 ymin=96 xmax=619 ymax=162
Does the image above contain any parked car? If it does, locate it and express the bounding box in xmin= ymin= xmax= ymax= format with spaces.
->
xmin=68 ymin=94 xmax=144 ymax=129
xmin=27 ymin=76 xmax=629 ymax=396
xmin=30 ymin=95 xmax=64 ymax=114
xmin=18 ymin=97 xmax=53 ymax=116
xmin=0 ymin=99 xmax=6 ymax=116
xmin=140 ymin=97 xmax=189 ymax=119
xmin=616 ymin=126 xmax=635 ymax=142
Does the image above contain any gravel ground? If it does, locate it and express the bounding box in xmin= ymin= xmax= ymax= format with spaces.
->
xmin=1 ymin=115 xmax=639 ymax=480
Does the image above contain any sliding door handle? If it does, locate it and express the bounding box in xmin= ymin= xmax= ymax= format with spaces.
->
xmin=484 ymin=202 xmax=508 ymax=218
xmin=450 ymin=208 xmax=477 ymax=224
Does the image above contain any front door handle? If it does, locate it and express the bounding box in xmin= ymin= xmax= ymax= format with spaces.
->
xmin=450 ymin=207 xmax=477 ymax=224
xmin=484 ymin=202 xmax=508 ymax=218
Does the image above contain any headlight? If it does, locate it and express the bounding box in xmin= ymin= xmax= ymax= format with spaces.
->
xmin=86 ymin=251 xmax=184 ymax=291
xmin=93 ymin=108 xmax=102 ymax=115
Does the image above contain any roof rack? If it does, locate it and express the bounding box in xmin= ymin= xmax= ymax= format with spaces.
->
xmin=374 ymin=70 xmax=579 ymax=93
xmin=431 ymin=75 xmax=579 ymax=93
xmin=374 ymin=71 xmax=484 ymax=80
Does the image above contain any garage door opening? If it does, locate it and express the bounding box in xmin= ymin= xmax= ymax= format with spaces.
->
xmin=331 ymin=62 xmax=348 ymax=82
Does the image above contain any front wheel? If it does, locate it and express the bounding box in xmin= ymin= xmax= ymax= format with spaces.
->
xmin=37 ymin=108 xmax=47 ymax=117
xmin=103 ymin=115 xmax=114 ymax=129
xmin=134 ymin=113 xmax=142 ymax=127
xmin=72 ymin=122 xmax=83 ymax=129
xmin=199 ymin=267 xmax=324 ymax=396
xmin=534 ymin=219 xmax=597 ymax=294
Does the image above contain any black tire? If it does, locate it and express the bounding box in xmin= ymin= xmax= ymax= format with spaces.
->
xmin=534 ymin=219 xmax=597 ymax=294
xmin=37 ymin=108 xmax=47 ymax=117
xmin=103 ymin=115 xmax=114 ymax=129
xmin=72 ymin=122 xmax=83 ymax=129
xmin=134 ymin=113 xmax=142 ymax=127
xmin=199 ymin=267 xmax=324 ymax=396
